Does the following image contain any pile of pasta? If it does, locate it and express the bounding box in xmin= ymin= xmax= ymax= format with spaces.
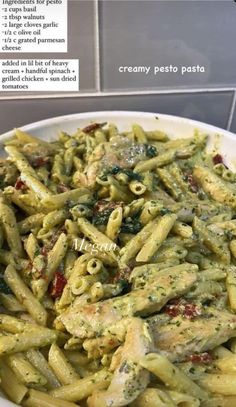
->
xmin=1 ymin=123 xmax=236 ymax=407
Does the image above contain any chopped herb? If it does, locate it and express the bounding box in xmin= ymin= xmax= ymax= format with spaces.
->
xmin=148 ymin=295 xmax=156 ymax=302
xmin=34 ymin=248 xmax=40 ymax=257
xmin=119 ymin=361 xmax=133 ymax=374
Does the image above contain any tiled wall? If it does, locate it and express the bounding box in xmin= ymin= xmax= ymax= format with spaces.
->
xmin=0 ymin=0 xmax=236 ymax=134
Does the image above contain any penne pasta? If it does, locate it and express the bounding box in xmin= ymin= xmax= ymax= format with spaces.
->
xmin=6 ymin=352 xmax=47 ymax=387
xmin=141 ymin=353 xmax=207 ymax=400
xmin=48 ymin=343 xmax=80 ymax=385
xmin=136 ymin=213 xmax=177 ymax=262
xmin=1 ymin=122 xmax=236 ymax=407
xmin=50 ymin=369 xmax=112 ymax=402
xmin=4 ymin=264 xmax=48 ymax=326
xmin=0 ymin=201 xmax=24 ymax=257
xmin=0 ymin=328 xmax=58 ymax=355
xmin=0 ymin=359 xmax=28 ymax=404
xmin=23 ymin=389 xmax=79 ymax=407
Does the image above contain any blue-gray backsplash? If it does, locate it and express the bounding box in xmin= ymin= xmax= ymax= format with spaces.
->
xmin=0 ymin=0 xmax=236 ymax=134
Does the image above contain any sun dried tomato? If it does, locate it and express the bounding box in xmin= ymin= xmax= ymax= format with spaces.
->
xmin=165 ymin=304 xmax=179 ymax=318
xmin=31 ymin=157 xmax=49 ymax=168
xmin=187 ymin=174 xmax=199 ymax=193
xmin=212 ymin=154 xmax=228 ymax=169
xmin=183 ymin=303 xmax=201 ymax=319
xmin=108 ymin=338 xmax=117 ymax=346
xmin=112 ymin=266 xmax=132 ymax=284
xmin=164 ymin=299 xmax=201 ymax=320
xmin=15 ymin=178 xmax=27 ymax=190
xmin=213 ymin=154 xmax=223 ymax=165
xmin=94 ymin=200 xmax=123 ymax=214
xmin=93 ymin=200 xmax=124 ymax=226
xmin=57 ymin=183 xmax=70 ymax=193
xmin=82 ymin=122 xmax=106 ymax=134
xmin=40 ymin=246 xmax=48 ymax=257
xmin=187 ymin=352 xmax=213 ymax=364
xmin=127 ymin=258 xmax=139 ymax=269
xmin=49 ymin=272 xmax=67 ymax=299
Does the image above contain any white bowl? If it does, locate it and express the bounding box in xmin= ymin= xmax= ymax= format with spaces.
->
xmin=1 ymin=110 xmax=236 ymax=167
xmin=0 ymin=110 xmax=235 ymax=406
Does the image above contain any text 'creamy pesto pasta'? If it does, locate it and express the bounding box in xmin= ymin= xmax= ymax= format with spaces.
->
xmin=1 ymin=123 xmax=236 ymax=406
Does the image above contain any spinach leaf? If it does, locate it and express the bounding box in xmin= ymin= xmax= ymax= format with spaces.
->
xmin=120 ymin=214 xmax=142 ymax=234
xmin=144 ymin=144 xmax=158 ymax=158
xmin=93 ymin=207 xmax=114 ymax=225
xmin=0 ymin=278 xmax=12 ymax=295
xmin=99 ymin=166 xmax=142 ymax=182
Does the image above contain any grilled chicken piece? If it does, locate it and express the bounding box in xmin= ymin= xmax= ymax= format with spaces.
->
xmin=87 ymin=318 xmax=152 ymax=407
xmin=22 ymin=143 xmax=51 ymax=162
xmin=150 ymin=307 xmax=236 ymax=362
xmin=77 ymin=137 xmax=149 ymax=188
xmin=60 ymin=264 xmax=197 ymax=339
xmin=75 ymin=161 xmax=101 ymax=188
xmin=0 ymin=159 xmax=18 ymax=187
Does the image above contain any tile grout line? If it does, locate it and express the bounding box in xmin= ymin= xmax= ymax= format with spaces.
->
xmin=94 ymin=0 xmax=101 ymax=92
xmin=227 ymin=90 xmax=236 ymax=131
xmin=0 ymin=88 xmax=235 ymax=101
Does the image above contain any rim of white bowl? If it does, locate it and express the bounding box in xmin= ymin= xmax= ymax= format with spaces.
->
xmin=0 ymin=110 xmax=235 ymax=141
